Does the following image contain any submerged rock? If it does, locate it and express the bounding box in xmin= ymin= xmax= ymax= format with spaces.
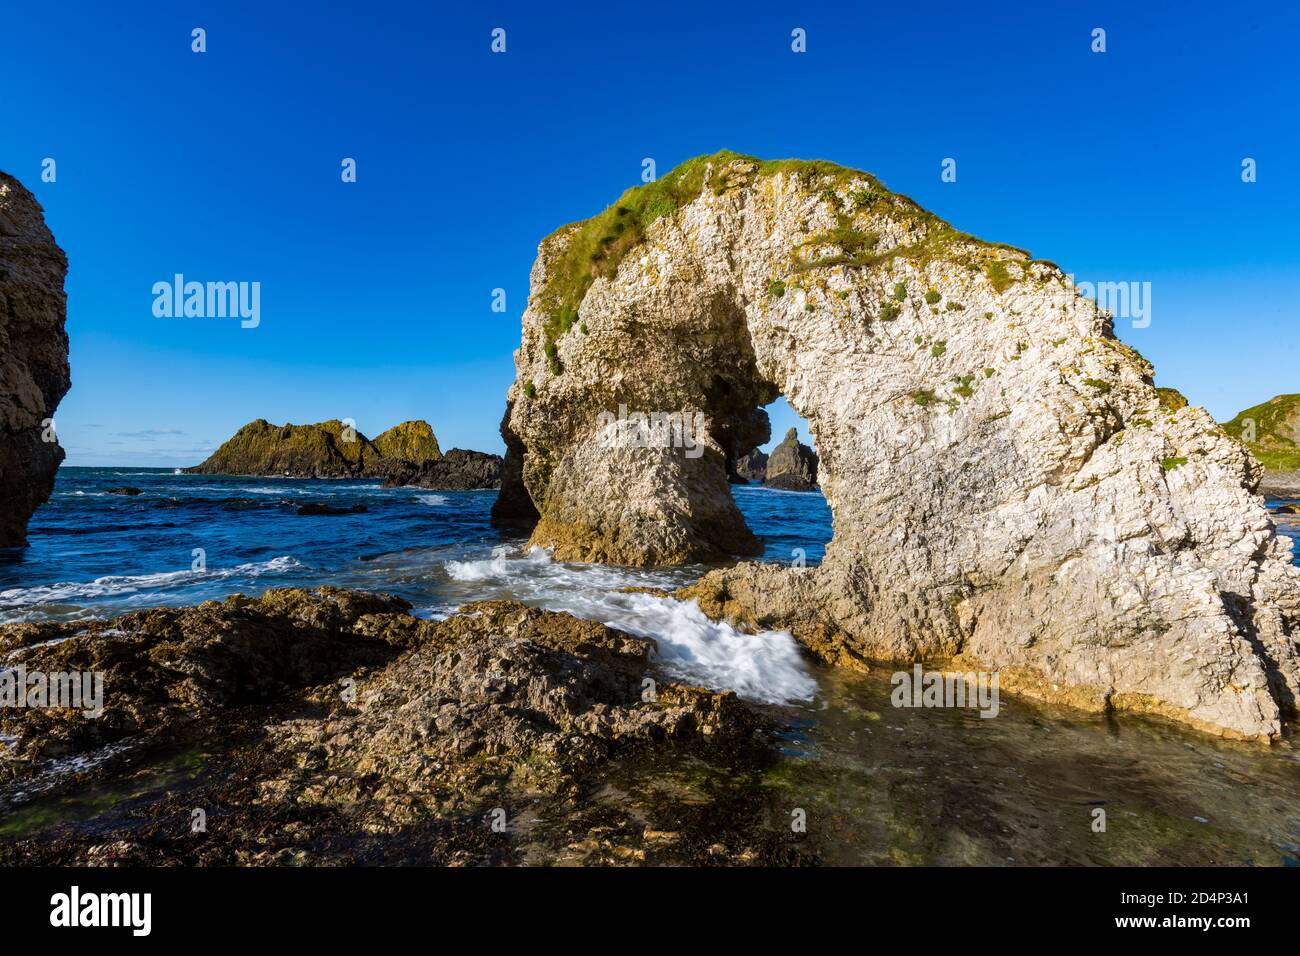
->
xmin=107 ymin=486 xmax=142 ymax=496
xmin=383 ymin=448 xmax=503 ymax=490
xmin=764 ymin=428 xmax=818 ymax=490
xmin=0 ymin=172 xmax=70 ymax=547
xmin=296 ymin=502 xmax=367 ymax=516
xmin=187 ymin=418 xmax=440 ymax=478
xmin=494 ymin=151 xmax=1300 ymax=740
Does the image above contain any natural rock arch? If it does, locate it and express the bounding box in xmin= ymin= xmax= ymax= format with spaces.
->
xmin=494 ymin=152 xmax=1300 ymax=740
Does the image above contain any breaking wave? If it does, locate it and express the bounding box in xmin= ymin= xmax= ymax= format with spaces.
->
xmin=444 ymin=546 xmax=816 ymax=705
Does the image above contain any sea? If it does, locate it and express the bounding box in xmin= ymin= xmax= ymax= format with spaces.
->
xmin=2 ymin=466 xmax=1299 ymax=864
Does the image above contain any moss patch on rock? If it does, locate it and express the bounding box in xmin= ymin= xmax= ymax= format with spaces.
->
xmin=373 ymin=420 xmax=442 ymax=462
xmin=533 ymin=150 xmax=1044 ymax=363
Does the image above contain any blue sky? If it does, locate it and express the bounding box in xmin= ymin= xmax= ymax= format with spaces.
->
xmin=2 ymin=1 xmax=1297 ymax=466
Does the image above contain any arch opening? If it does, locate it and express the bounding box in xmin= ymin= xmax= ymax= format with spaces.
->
xmin=725 ymin=396 xmax=832 ymax=568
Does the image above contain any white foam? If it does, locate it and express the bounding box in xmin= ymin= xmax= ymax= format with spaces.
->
xmin=0 ymin=556 xmax=302 ymax=609
xmin=417 ymin=494 xmax=449 ymax=506
xmin=444 ymin=547 xmax=816 ymax=705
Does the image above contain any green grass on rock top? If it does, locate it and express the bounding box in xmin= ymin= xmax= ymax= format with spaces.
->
xmin=1221 ymin=393 xmax=1300 ymax=471
xmin=532 ymin=150 xmax=1040 ymax=363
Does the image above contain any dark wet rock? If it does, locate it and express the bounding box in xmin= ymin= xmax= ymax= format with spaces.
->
xmin=107 ymin=486 xmax=142 ymax=496
xmin=257 ymin=601 xmax=759 ymax=825
xmin=0 ymin=172 xmax=70 ymax=547
xmin=1273 ymin=503 xmax=1300 ymax=515
xmin=0 ymin=587 xmax=411 ymax=787
xmin=764 ymin=472 xmax=819 ymax=492
xmin=383 ymin=448 xmax=503 ymax=490
xmin=763 ymin=429 xmax=818 ymax=490
xmin=0 ymin=589 xmax=773 ymax=865
xmin=731 ymin=449 xmax=768 ymax=484
xmin=296 ymin=503 xmax=368 ymax=516
xmin=490 ymin=406 xmax=541 ymax=528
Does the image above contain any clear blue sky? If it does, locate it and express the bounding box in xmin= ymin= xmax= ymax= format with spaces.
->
xmin=2 ymin=1 xmax=1296 ymax=466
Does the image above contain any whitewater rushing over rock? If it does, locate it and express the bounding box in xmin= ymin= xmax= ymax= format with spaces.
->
xmin=444 ymin=546 xmax=815 ymax=705
xmin=0 ymin=557 xmax=304 ymax=619
xmin=495 ymin=151 xmax=1300 ymax=740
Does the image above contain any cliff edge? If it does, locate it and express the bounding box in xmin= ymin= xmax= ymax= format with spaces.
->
xmin=0 ymin=172 xmax=70 ymax=547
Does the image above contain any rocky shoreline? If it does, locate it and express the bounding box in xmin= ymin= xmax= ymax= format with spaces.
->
xmin=0 ymin=587 xmax=800 ymax=865
xmin=186 ymin=419 xmax=504 ymax=490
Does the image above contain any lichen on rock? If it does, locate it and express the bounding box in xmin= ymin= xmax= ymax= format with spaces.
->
xmin=495 ymin=151 xmax=1300 ymax=740
xmin=372 ymin=419 xmax=442 ymax=463
xmin=187 ymin=418 xmax=440 ymax=478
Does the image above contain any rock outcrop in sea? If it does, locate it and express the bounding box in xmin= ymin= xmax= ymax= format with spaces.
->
xmin=383 ymin=448 xmax=503 ymax=490
xmin=731 ymin=448 xmax=768 ymax=483
xmin=371 ymin=419 xmax=442 ymax=463
xmin=495 ymin=151 xmax=1300 ymax=740
xmin=186 ymin=419 xmax=441 ymax=478
xmin=0 ymin=173 xmax=70 ymax=547
xmin=1222 ymin=394 xmax=1300 ymax=498
xmin=763 ymin=428 xmax=818 ymax=491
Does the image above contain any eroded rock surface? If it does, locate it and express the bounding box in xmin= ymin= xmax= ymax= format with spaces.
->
xmin=187 ymin=419 xmax=440 ymax=478
xmin=496 ymin=151 xmax=1300 ymax=740
xmin=764 ymin=428 xmax=818 ymax=490
xmin=0 ymin=172 xmax=69 ymax=547
xmin=0 ymin=588 xmax=768 ymax=864
xmin=257 ymin=600 xmax=757 ymax=828
xmin=0 ymin=587 xmax=406 ymax=786
xmin=731 ymin=448 xmax=768 ymax=483
xmin=383 ymin=447 xmax=503 ymax=490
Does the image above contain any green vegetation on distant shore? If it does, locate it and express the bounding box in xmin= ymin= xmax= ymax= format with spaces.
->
xmin=1221 ymin=393 xmax=1300 ymax=471
xmin=186 ymin=419 xmax=441 ymax=477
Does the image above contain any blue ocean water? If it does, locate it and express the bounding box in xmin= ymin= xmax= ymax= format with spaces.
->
xmin=0 ymin=467 xmax=834 ymax=704
xmin=2 ymin=468 xmax=1295 ymax=629
xmin=0 ymin=467 xmax=832 ymax=623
